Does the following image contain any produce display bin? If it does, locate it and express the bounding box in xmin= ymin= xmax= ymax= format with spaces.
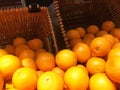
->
xmin=0 ymin=1 xmax=59 ymax=54
xmin=54 ymin=0 xmax=120 ymax=49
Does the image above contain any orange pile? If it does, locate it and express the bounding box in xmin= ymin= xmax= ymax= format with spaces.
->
xmin=0 ymin=20 xmax=120 ymax=90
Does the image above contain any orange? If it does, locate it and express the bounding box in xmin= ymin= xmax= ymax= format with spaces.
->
xmin=72 ymin=42 xmax=91 ymax=63
xmin=5 ymin=44 xmax=15 ymax=55
xmin=112 ymin=28 xmax=120 ymax=39
xmin=89 ymin=73 xmax=116 ymax=90
xmin=83 ymin=33 xmax=95 ymax=40
xmin=70 ymin=38 xmax=83 ymax=48
xmin=52 ymin=66 xmax=65 ymax=78
xmin=0 ymin=74 xmax=4 ymax=90
xmin=106 ymin=56 xmax=120 ymax=83
xmin=66 ymin=29 xmax=81 ymax=40
xmin=83 ymin=34 xmax=95 ymax=46
xmin=86 ymin=25 xmax=99 ymax=35
xmin=12 ymin=67 xmax=38 ymax=90
xmin=76 ymin=27 xmax=86 ymax=38
xmin=18 ymin=49 xmax=35 ymax=59
xmin=90 ymin=37 xmax=111 ymax=57
xmin=107 ymin=47 xmax=120 ymax=59
xmin=55 ymin=49 xmax=77 ymax=71
xmin=15 ymin=44 xmax=29 ymax=56
xmin=27 ymin=38 xmax=43 ymax=51
xmin=13 ymin=37 xmax=27 ymax=47
xmin=0 ymin=49 xmax=8 ymax=57
xmin=86 ymin=57 xmax=106 ymax=75
xmin=64 ymin=66 xmax=89 ymax=90
xmin=101 ymin=20 xmax=115 ymax=32
xmin=114 ymin=37 xmax=120 ymax=44
xmin=35 ymin=48 xmax=47 ymax=57
xmin=102 ymin=34 xmax=115 ymax=47
xmin=21 ymin=57 xmax=37 ymax=70
xmin=36 ymin=52 xmax=55 ymax=71
xmin=37 ymin=71 xmax=64 ymax=90
xmin=110 ymin=28 xmax=118 ymax=36
xmin=96 ymin=30 xmax=108 ymax=37
xmin=112 ymin=42 xmax=120 ymax=48
xmin=0 ymin=54 xmax=22 ymax=81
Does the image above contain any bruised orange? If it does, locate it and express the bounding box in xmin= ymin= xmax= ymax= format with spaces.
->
xmin=37 ymin=71 xmax=64 ymax=90
xmin=55 ymin=49 xmax=77 ymax=71
xmin=12 ymin=67 xmax=38 ymax=90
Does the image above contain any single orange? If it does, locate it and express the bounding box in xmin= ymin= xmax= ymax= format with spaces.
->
xmin=90 ymin=37 xmax=111 ymax=57
xmin=12 ymin=67 xmax=38 ymax=90
xmin=21 ymin=57 xmax=37 ymax=70
xmin=112 ymin=42 xmax=120 ymax=48
xmin=35 ymin=48 xmax=47 ymax=57
xmin=112 ymin=28 xmax=120 ymax=39
xmin=36 ymin=52 xmax=55 ymax=71
xmin=64 ymin=66 xmax=89 ymax=90
xmin=106 ymin=56 xmax=120 ymax=83
xmin=101 ymin=20 xmax=115 ymax=32
xmin=76 ymin=27 xmax=86 ymax=38
xmin=66 ymin=29 xmax=81 ymax=40
xmin=70 ymin=38 xmax=83 ymax=48
xmin=5 ymin=44 xmax=15 ymax=55
xmin=107 ymin=47 xmax=120 ymax=59
xmin=52 ymin=66 xmax=65 ymax=78
xmin=0 ymin=54 xmax=22 ymax=81
xmin=86 ymin=25 xmax=99 ymax=35
xmin=27 ymin=38 xmax=43 ymax=51
xmin=15 ymin=44 xmax=29 ymax=56
xmin=89 ymin=73 xmax=116 ymax=90
xmin=73 ymin=42 xmax=91 ymax=63
xmin=18 ymin=49 xmax=35 ymax=60
xmin=102 ymin=34 xmax=115 ymax=47
xmin=83 ymin=34 xmax=95 ymax=46
xmin=96 ymin=30 xmax=108 ymax=37
xmin=37 ymin=71 xmax=64 ymax=90
xmin=86 ymin=57 xmax=106 ymax=75
xmin=55 ymin=49 xmax=77 ymax=71
xmin=13 ymin=37 xmax=27 ymax=47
